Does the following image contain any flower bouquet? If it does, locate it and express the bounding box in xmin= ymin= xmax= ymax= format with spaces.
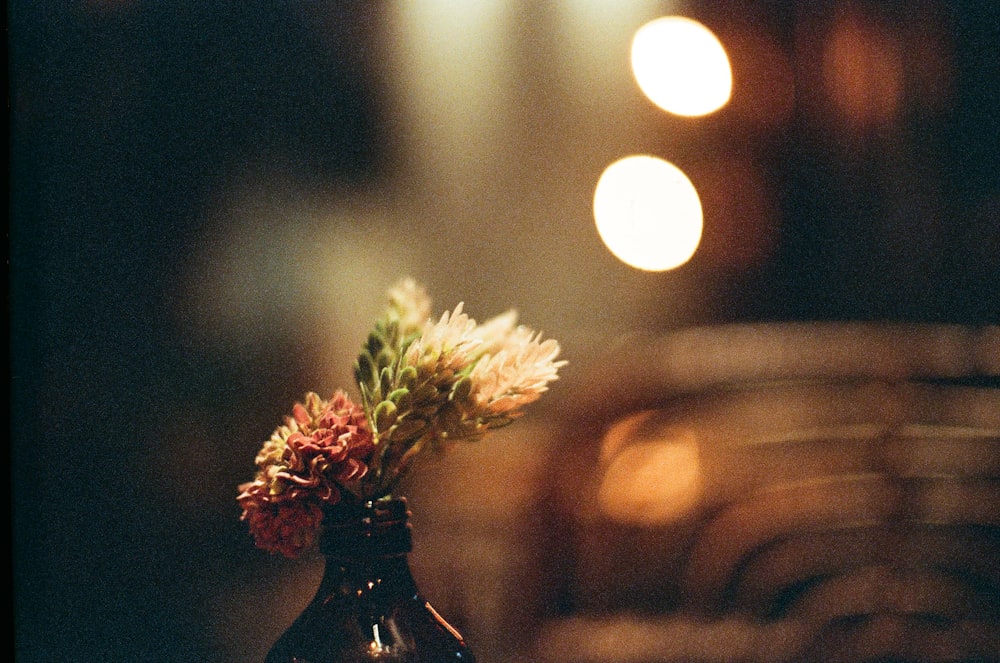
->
xmin=237 ymin=278 xmax=565 ymax=558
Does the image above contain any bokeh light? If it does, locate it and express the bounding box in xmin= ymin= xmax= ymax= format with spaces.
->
xmin=598 ymin=432 xmax=703 ymax=525
xmin=593 ymin=155 xmax=703 ymax=271
xmin=822 ymin=11 xmax=903 ymax=128
xmin=631 ymin=16 xmax=732 ymax=117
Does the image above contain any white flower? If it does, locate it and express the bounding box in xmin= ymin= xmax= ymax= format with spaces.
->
xmin=404 ymin=303 xmax=482 ymax=376
xmin=469 ymin=328 xmax=566 ymax=417
xmin=470 ymin=309 xmax=519 ymax=357
xmin=387 ymin=277 xmax=432 ymax=336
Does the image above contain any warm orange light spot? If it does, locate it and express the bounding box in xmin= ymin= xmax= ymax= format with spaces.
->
xmin=598 ymin=430 xmax=702 ymax=524
xmin=631 ymin=16 xmax=732 ymax=117
xmin=593 ymin=155 xmax=703 ymax=271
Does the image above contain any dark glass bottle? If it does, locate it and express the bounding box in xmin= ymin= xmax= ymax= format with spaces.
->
xmin=265 ymin=498 xmax=476 ymax=663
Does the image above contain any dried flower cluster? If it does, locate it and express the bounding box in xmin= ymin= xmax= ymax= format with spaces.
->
xmin=238 ymin=278 xmax=565 ymax=557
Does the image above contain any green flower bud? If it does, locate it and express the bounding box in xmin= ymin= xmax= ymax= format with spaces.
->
xmin=365 ymin=330 xmax=385 ymax=357
xmin=375 ymin=347 xmax=396 ymax=372
xmin=450 ymin=376 xmax=473 ymax=403
xmin=354 ymin=352 xmax=377 ymax=387
xmin=379 ymin=366 xmax=395 ymax=398
xmin=411 ymin=383 xmax=439 ymax=405
xmin=388 ymin=388 xmax=412 ymax=412
xmin=389 ymin=416 xmax=427 ymax=442
xmin=373 ymin=399 xmax=398 ymax=432
xmin=397 ymin=365 xmax=418 ymax=389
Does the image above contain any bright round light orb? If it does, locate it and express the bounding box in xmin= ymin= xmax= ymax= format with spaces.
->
xmin=631 ymin=16 xmax=732 ymax=117
xmin=593 ymin=155 xmax=703 ymax=271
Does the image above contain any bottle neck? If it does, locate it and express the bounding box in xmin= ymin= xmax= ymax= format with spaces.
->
xmin=319 ymin=497 xmax=413 ymax=558
xmin=317 ymin=554 xmax=417 ymax=600
xmin=315 ymin=499 xmax=418 ymax=603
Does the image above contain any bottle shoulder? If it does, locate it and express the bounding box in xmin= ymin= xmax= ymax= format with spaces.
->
xmin=265 ymin=592 xmax=475 ymax=663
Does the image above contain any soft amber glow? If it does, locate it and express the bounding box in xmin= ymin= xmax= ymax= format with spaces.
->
xmin=598 ymin=431 xmax=702 ymax=524
xmin=823 ymin=12 xmax=903 ymax=128
xmin=593 ymin=155 xmax=703 ymax=271
xmin=631 ymin=16 xmax=732 ymax=117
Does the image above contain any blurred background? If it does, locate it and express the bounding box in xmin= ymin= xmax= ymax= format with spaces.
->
xmin=9 ymin=1 xmax=999 ymax=661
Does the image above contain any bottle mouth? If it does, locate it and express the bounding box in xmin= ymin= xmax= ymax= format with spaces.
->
xmin=320 ymin=497 xmax=413 ymax=557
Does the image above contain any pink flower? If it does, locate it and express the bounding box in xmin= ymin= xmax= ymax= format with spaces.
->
xmin=237 ymin=481 xmax=323 ymax=558
xmin=237 ymin=391 xmax=374 ymax=556
xmin=275 ymin=391 xmax=374 ymax=499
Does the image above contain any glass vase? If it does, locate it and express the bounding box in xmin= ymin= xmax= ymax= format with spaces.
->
xmin=265 ymin=498 xmax=476 ymax=663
